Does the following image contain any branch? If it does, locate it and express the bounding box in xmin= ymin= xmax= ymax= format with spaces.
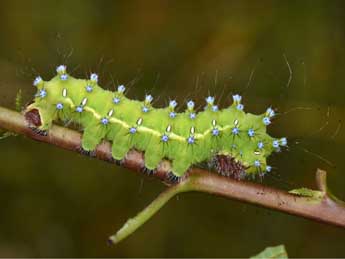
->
xmin=1 ymin=106 xmax=345 ymax=243
xmin=108 ymin=181 xmax=192 ymax=244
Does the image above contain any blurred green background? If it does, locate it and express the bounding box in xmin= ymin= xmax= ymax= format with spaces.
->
xmin=0 ymin=0 xmax=345 ymax=257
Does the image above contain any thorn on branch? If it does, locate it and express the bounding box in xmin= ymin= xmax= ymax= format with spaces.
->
xmin=316 ymin=168 xmax=327 ymax=193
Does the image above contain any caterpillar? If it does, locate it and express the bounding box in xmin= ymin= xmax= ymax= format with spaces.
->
xmin=25 ymin=65 xmax=287 ymax=180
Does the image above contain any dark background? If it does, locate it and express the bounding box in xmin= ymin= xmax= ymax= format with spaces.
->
xmin=0 ymin=0 xmax=344 ymax=257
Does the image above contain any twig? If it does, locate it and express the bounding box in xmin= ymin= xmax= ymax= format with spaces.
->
xmin=108 ymin=181 xmax=192 ymax=244
xmin=0 ymin=106 xmax=345 ymax=244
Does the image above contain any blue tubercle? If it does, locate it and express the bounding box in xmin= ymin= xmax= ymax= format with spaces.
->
xmin=236 ymin=104 xmax=244 ymax=111
xmin=232 ymin=94 xmax=242 ymax=103
xmin=56 ymin=65 xmax=66 ymax=74
xmin=187 ymin=136 xmax=195 ymax=144
xmin=60 ymin=74 xmax=68 ymax=81
xmin=90 ymin=73 xmax=98 ymax=83
xmin=248 ymin=128 xmax=255 ymax=137
xmin=112 ymin=97 xmax=120 ymax=104
xmin=190 ymin=112 xmax=196 ymax=119
xmin=212 ymin=105 xmax=218 ymax=112
xmin=169 ymin=100 xmax=177 ymax=108
xmin=169 ymin=111 xmax=176 ymax=118
xmin=56 ymin=103 xmax=64 ymax=110
xmin=263 ymin=117 xmax=271 ymax=125
xmin=85 ymin=85 xmax=93 ymax=92
xmin=129 ymin=127 xmax=137 ymax=134
xmin=266 ymin=107 xmax=275 ymax=118
xmin=272 ymin=140 xmax=279 ymax=148
xmin=161 ymin=134 xmax=169 ymax=142
xmin=280 ymin=137 xmax=287 ymax=146
xmin=117 ymin=85 xmax=126 ymax=93
xmin=232 ymin=127 xmax=239 ymax=135
xmin=33 ymin=76 xmax=42 ymax=86
xmin=212 ymin=128 xmax=219 ymax=136
xmin=38 ymin=89 xmax=47 ymax=98
xmin=101 ymin=117 xmax=109 ymax=125
xmin=187 ymin=100 xmax=195 ymax=110
xmin=257 ymin=141 xmax=264 ymax=149
xmin=145 ymin=95 xmax=153 ymax=103
xmin=254 ymin=160 xmax=261 ymax=167
xmin=206 ymin=96 xmax=215 ymax=105
xmin=76 ymin=106 xmax=83 ymax=113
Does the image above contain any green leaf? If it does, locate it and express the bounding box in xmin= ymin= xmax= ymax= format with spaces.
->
xmin=251 ymin=245 xmax=288 ymax=259
xmin=289 ymin=187 xmax=324 ymax=199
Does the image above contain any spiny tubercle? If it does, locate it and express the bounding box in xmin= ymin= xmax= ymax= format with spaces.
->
xmin=27 ymin=65 xmax=287 ymax=177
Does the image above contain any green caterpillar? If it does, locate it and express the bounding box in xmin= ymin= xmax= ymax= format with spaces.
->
xmin=25 ymin=65 xmax=287 ymax=178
